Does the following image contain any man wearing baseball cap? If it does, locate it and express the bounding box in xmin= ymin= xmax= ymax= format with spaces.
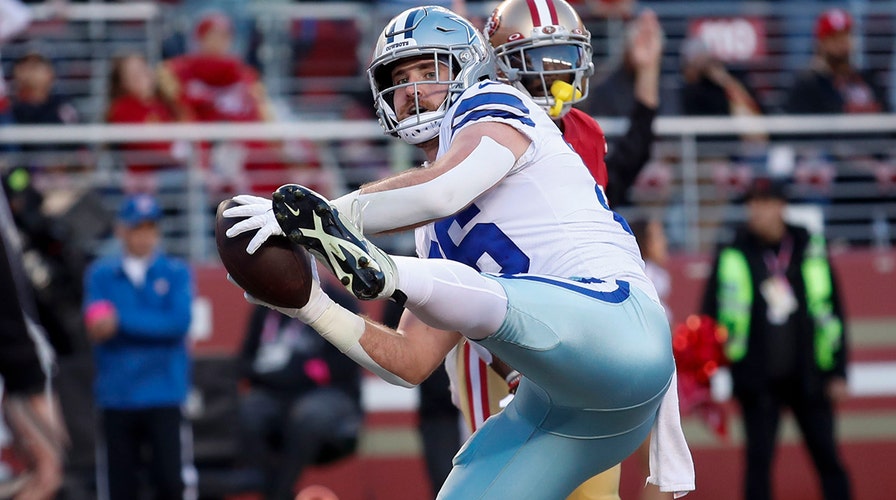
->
xmin=785 ymin=8 xmax=889 ymax=114
xmin=83 ymin=194 xmax=197 ymax=500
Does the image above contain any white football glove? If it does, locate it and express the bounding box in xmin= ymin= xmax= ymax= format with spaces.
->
xmin=223 ymin=194 xmax=284 ymax=255
xmin=225 ymin=257 xmax=332 ymax=325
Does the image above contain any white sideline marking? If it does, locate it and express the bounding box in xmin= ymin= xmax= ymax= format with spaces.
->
xmin=362 ymin=377 xmax=419 ymax=412
xmin=849 ymin=362 xmax=896 ymax=397
xmin=360 ymin=362 xmax=896 ymax=413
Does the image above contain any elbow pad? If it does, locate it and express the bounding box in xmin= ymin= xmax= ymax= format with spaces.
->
xmin=355 ymin=136 xmax=516 ymax=233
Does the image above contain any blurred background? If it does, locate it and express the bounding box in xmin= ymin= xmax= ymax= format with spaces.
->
xmin=0 ymin=1 xmax=894 ymax=499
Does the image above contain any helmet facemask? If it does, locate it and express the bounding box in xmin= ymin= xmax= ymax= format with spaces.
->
xmin=372 ymin=50 xmax=462 ymax=145
xmin=495 ymin=28 xmax=593 ymax=118
xmin=368 ymin=6 xmax=496 ymax=145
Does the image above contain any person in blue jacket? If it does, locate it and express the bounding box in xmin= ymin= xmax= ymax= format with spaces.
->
xmin=83 ymin=194 xmax=196 ymax=500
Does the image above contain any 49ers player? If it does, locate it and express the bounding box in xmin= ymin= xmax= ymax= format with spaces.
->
xmin=448 ymin=2 xmax=622 ymax=499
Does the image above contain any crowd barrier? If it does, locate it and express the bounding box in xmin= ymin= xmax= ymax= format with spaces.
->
xmin=2 ymin=114 xmax=894 ymax=260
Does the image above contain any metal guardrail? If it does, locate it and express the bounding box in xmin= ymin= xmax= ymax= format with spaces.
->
xmin=1 ymin=115 xmax=894 ymax=260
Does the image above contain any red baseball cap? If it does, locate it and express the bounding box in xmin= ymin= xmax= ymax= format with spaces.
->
xmin=815 ymin=8 xmax=852 ymax=39
xmin=194 ymin=12 xmax=232 ymax=39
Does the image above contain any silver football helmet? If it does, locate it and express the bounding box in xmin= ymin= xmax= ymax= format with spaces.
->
xmin=369 ymin=6 xmax=496 ymax=144
xmin=486 ymin=0 xmax=593 ymax=118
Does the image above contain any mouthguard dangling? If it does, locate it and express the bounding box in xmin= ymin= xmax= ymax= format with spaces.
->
xmin=548 ymin=80 xmax=582 ymax=118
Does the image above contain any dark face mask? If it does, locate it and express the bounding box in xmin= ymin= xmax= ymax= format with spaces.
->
xmin=507 ymin=44 xmax=582 ymax=97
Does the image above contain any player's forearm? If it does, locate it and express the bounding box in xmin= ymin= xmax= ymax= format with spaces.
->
xmin=358 ymin=321 xmax=434 ymax=385
xmin=333 ymin=136 xmax=516 ymax=234
xmin=358 ymin=320 xmax=455 ymax=385
xmin=633 ymin=66 xmax=660 ymax=110
xmin=299 ymin=299 xmax=416 ymax=387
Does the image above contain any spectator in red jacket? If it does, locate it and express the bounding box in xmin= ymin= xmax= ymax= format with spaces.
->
xmin=158 ymin=12 xmax=307 ymax=197
xmin=107 ymin=53 xmax=186 ymax=193
xmin=159 ymin=13 xmax=270 ymax=123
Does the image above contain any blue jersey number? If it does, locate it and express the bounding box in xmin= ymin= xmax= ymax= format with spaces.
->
xmin=428 ymin=204 xmax=530 ymax=273
xmin=595 ymin=184 xmax=634 ymax=236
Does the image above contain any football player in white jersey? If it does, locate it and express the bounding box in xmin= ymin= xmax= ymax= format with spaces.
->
xmin=225 ymin=5 xmax=691 ymax=498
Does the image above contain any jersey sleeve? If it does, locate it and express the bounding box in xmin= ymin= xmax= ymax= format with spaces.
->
xmin=448 ymin=82 xmax=539 ymax=143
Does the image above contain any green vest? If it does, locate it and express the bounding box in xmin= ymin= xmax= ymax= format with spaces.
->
xmin=716 ymin=235 xmax=843 ymax=370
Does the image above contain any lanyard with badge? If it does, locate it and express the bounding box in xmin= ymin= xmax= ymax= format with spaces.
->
xmin=759 ymin=234 xmax=798 ymax=325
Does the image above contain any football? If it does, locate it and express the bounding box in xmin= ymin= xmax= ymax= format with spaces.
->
xmin=214 ymin=198 xmax=312 ymax=308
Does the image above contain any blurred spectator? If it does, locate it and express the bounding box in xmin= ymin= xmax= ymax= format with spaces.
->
xmin=782 ymin=8 xmax=891 ymax=241
xmin=0 ymin=0 xmax=31 ymax=151
xmin=587 ymin=8 xmax=663 ymax=118
xmin=106 ymin=53 xmax=186 ymax=194
xmin=679 ymin=37 xmax=762 ymax=118
xmin=236 ymin=273 xmax=362 ymax=500
xmin=9 ymin=51 xmax=79 ymax=165
xmin=784 ymin=8 xmax=889 ymax=115
xmin=11 ymin=52 xmax=78 ymax=128
xmin=159 ymin=12 xmax=270 ymax=123
xmin=3 ymin=166 xmax=97 ymax=499
xmin=700 ymin=177 xmax=852 ymax=500
xmin=678 ymin=36 xmax=766 ymax=196
xmin=593 ymin=8 xmax=664 ymax=207
xmin=158 ymin=11 xmax=304 ymax=197
xmin=0 ymin=180 xmax=67 ymax=500
xmin=2 ymin=167 xmax=89 ymax=353
xmin=161 ymin=0 xmax=253 ymax=61
xmin=83 ymin=194 xmax=197 ymax=500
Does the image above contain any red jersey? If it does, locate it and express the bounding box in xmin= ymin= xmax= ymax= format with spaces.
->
xmin=107 ymin=95 xmax=177 ymax=173
xmin=164 ymin=54 xmax=264 ymax=123
xmin=161 ymin=54 xmax=299 ymax=195
xmin=108 ymin=94 xmax=175 ymax=125
xmin=560 ymin=107 xmax=608 ymax=188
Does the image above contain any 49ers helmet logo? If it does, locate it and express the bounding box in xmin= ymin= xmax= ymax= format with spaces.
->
xmin=485 ymin=9 xmax=501 ymax=38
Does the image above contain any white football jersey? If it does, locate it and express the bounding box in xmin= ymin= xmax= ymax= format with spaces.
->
xmin=415 ymin=81 xmax=659 ymax=304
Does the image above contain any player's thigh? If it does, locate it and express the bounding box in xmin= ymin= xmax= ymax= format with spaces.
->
xmin=479 ymin=279 xmax=673 ymax=410
xmin=438 ymin=405 xmax=649 ymax=500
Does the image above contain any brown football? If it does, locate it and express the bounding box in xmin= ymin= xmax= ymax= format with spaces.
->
xmin=215 ymin=199 xmax=312 ymax=308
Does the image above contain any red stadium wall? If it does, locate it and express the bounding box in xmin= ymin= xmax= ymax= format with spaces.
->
xmin=194 ymin=248 xmax=896 ymax=355
xmin=664 ymin=248 xmax=896 ymax=323
xmin=191 ymin=248 xmax=896 ymax=500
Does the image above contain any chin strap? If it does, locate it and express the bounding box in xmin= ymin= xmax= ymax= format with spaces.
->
xmin=548 ymin=80 xmax=582 ymax=118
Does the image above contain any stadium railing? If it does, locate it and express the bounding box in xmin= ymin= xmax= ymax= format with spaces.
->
xmin=1 ymin=114 xmax=894 ymax=261
xmin=3 ymin=2 xmax=162 ymax=121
